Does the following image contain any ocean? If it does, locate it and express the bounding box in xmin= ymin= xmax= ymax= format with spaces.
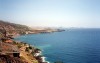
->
xmin=15 ymin=29 xmax=100 ymax=63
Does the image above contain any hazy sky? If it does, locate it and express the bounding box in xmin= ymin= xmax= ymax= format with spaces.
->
xmin=0 ymin=0 xmax=100 ymax=28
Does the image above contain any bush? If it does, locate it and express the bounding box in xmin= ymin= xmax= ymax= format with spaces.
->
xmin=25 ymin=47 xmax=30 ymax=52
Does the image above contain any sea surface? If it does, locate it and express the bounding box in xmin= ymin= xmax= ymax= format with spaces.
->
xmin=15 ymin=29 xmax=100 ymax=63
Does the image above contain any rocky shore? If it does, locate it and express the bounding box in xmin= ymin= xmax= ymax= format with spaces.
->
xmin=15 ymin=41 xmax=49 ymax=63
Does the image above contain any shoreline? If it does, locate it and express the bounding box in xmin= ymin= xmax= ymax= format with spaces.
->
xmin=14 ymin=38 xmax=50 ymax=63
xmin=14 ymin=30 xmax=65 ymax=63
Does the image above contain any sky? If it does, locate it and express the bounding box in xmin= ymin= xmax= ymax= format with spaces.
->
xmin=0 ymin=0 xmax=100 ymax=28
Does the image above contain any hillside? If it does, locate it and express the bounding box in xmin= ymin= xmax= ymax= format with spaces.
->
xmin=0 ymin=20 xmax=63 ymax=36
xmin=0 ymin=20 xmax=31 ymax=35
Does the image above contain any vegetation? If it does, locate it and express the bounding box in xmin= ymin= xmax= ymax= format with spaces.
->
xmin=25 ymin=47 xmax=30 ymax=52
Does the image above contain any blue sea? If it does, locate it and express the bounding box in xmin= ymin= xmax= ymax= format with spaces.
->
xmin=15 ymin=29 xmax=100 ymax=63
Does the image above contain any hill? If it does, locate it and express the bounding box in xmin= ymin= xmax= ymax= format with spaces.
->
xmin=0 ymin=20 xmax=65 ymax=37
xmin=0 ymin=20 xmax=31 ymax=35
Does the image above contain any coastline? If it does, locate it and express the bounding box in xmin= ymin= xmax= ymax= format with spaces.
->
xmin=14 ymin=36 xmax=50 ymax=63
xmin=0 ymin=20 xmax=65 ymax=63
xmin=13 ymin=30 xmax=65 ymax=63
